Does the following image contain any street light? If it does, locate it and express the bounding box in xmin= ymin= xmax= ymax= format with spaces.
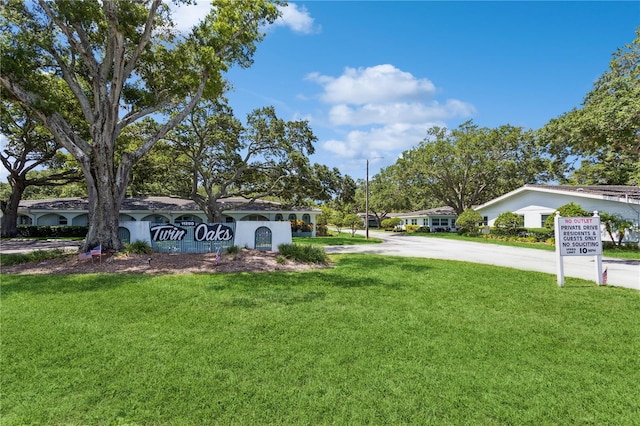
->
xmin=365 ymin=157 xmax=382 ymax=240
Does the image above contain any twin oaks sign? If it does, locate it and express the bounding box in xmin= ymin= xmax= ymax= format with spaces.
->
xmin=150 ymin=222 xmax=234 ymax=242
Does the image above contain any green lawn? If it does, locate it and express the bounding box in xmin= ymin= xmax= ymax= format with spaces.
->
xmin=2 ymin=255 xmax=639 ymax=425
xmin=293 ymin=231 xmax=382 ymax=245
xmin=406 ymin=231 xmax=640 ymax=260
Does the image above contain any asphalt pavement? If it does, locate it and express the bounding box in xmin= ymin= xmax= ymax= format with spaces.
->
xmin=324 ymin=230 xmax=640 ymax=291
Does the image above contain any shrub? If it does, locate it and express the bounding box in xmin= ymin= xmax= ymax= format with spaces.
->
xmin=226 ymin=245 xmax=241 ymax=254
xmin=417 ymin=226 xmax=430 ymax=233
xmin=277 ymin=243 xmax=328 ymax=264
xmin=456 ymin=209 xmax=483 ymax=233
xmin=290 ymin=220 xmax=313 ymax=233
xmin=381 ymin=217 xmax=403 ymax=230
xmin=405 ymin=224 xmax=420 ymax=233
xmin=122 ymin=240 xmax=153 ymax=254
xmin=493 ymin=212 xmax=524 ymax=235
xmin=16 ymin=225 xmax=88 ymax=238
xmin=544 ymin=202 xmax=591 ymax=229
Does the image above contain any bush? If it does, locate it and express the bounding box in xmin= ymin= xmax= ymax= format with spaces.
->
xmin=493 ymin=212 xmax=524 ymax=235
xmin=226 ymin=245 xmax=240 ymax=254
xmin=544 ymin=202 xmax=592 ymax=229
xmin=417 ymin=226 xmax=430 ymax=233
xmin=16 ymin=225 xmax=88 ymax=238
xmin=122 ymin=240 xmax=153 ymax=254
xmin=290 ymin=220 xmax=313 ymax=233
xmin=405 ymin=224 xmax=420 ymax=233
xmin=456 ymin=209 xmax=483 ymax=233
xmin=277 ymin=243 xmax=328 ymax=264
xmin=381 ymin=217 xmax=403 ymax=230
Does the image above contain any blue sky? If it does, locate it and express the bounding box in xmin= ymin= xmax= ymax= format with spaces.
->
xmin=1 ymin=1 xmax=638 ymax=183
xmin=218 ymin=1 xmax=639 ymax=180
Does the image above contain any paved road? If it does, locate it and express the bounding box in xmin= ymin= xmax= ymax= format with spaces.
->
xmin=324 ymin=230 xmax=640 ymax=291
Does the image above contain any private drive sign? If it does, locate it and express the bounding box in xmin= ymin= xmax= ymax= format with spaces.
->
xmin=554 ymin=212 xmax=604 ymax=287
xmin=557 ymin=216 xmax=602 ymax=256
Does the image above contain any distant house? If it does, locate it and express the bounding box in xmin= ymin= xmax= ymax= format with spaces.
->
xmin=15 ymin=196 xmax=321 ymax=236
xmin=473 ymin=185 xmax=640 ymax=243
xmin=391 ymin=206 xmax=458 ymax=232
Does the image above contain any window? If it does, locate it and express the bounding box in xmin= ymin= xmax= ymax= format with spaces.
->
xmin=58 ymin=216 xmax=68 ymax=225
xmin=423 ymin=218 xmax=428 ymax=226
xmin=432 ymin=218 xmax=440 ymax=226
xmin=275 ymin=214 xmax=284 ymax=221
xmin=288 ymin=213 xmax=297 ymax=221
xmin=483 ymin=216 xmax=489 ymax=226
xmin=411 ymin=219 xmax=417 ymax=225
xmin=541 ymin=214 xmax=550 ymax=227
xmin=302 ymin=214 xmax=311 ymax=223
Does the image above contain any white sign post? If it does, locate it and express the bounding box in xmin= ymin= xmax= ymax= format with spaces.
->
xmin=554 ymin=211 xmax=603 ymax=287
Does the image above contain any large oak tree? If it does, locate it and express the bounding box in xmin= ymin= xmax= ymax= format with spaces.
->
xmin=167 ymin=103 xmax=317 ymax=222
xmin=0 ymin=0 xmax=280 ymax=250
xmin=539 ymin=29 xmax=640 ymax=184
xmin=394 ymin=121 xmax=550 ymax=214
xmin=0 ymin=101 xmax=82 ymax=237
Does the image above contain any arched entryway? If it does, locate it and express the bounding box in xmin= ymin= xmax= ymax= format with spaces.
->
xmin=254 ymin=226 xmax=272 ymax=251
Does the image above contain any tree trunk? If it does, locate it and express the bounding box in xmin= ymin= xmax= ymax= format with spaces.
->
xmin=81 ymin=140 xmax=125 ymax=252
xmin=1 ymin=181 xmax=25 ymax=238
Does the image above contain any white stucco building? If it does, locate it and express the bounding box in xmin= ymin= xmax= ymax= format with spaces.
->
xmin=13 ymin=196 xmax=321 ymax=251
xmin=474 ymin=185 xmax=640 ymax=243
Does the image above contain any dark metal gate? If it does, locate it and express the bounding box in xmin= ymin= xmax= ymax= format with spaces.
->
xmin=254 ymin=226 xmax=272 ymax=251
xmin=118 ymin=227 xmax=131 ymax=245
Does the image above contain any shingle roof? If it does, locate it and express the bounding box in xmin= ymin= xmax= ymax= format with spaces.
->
xmin=18 ymin=196 xmax=320 ymax=213
xmin=525 ymin=185 xmax=640 ymax=201
xmin=391 ymin=206 xmax=457 ymax=218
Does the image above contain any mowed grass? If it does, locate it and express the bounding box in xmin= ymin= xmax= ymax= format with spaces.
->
xmin=2 ymin=255 xmax=639 ymax=425
xmin=293 ymin=231 xmax=382 ymax=245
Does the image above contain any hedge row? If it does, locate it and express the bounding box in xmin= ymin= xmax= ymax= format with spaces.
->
xmin=17 ymin=225 xmax=88 ymax=238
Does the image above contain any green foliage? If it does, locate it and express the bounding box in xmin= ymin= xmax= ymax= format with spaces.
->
xmin=226 ymin=245 xmax=241 ymax=255
xmin=404 ymin=224 xmax=420 ymax=233
xmin=16 ymin=226 xmax=88 ymax=238
xmin=0 ymin=249 xmax=66 ymax=267
xmin=343 ymin=213 xmax=363 ymax=237
xmin=290 ymin=220 xmax=313 ymax=233
xmin=277 ymin=243 xmax=328 ymax=264
xmin=381 ymin=217 xmax=403 ymax=230
xmin=394 ymin=121 xmax=551 ymax=214
xmin=544 ymin=202 xmax=591 ymax=228
xmin=493 ymin=212 xmax=524 ymax=236
xmin=539 ymin=30 xmax=640 ymax=184
xmin=121 ymin=240 xmax=153 ymax=255
xmin=455 ymin=209 xmax=483 ymax=232
xmin=600 ymin=212 xmax=634 ymax=246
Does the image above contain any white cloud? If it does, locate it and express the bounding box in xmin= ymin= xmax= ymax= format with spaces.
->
xmin=328 ymin=100 xmax=476 ymax=126
xmin=307 ymin=64 xmax=436 ymax=105
xmin=322 ymin=122 xmax=440 ymax=160
xmin=170 ymin=1 xmax=212 ymax=33
xmin=308 ymin=64 xmax=476 ymax=161
xmin=275 ymin=3 xmax=320 ymax=34
xmin=169 ymin=2 xmax=319 ymax=35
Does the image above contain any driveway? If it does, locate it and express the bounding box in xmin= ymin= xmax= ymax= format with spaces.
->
xmin=324 ymin=230 xmax=640 ymax=291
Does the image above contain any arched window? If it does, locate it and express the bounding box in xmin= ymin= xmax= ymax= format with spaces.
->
xmin=288 ymin=213 xmax=297 ymax=221
xmin=302 ymin=214 xmax=311 ymax=223
xmin=275 ymin=213 xmax=284 ymax=221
